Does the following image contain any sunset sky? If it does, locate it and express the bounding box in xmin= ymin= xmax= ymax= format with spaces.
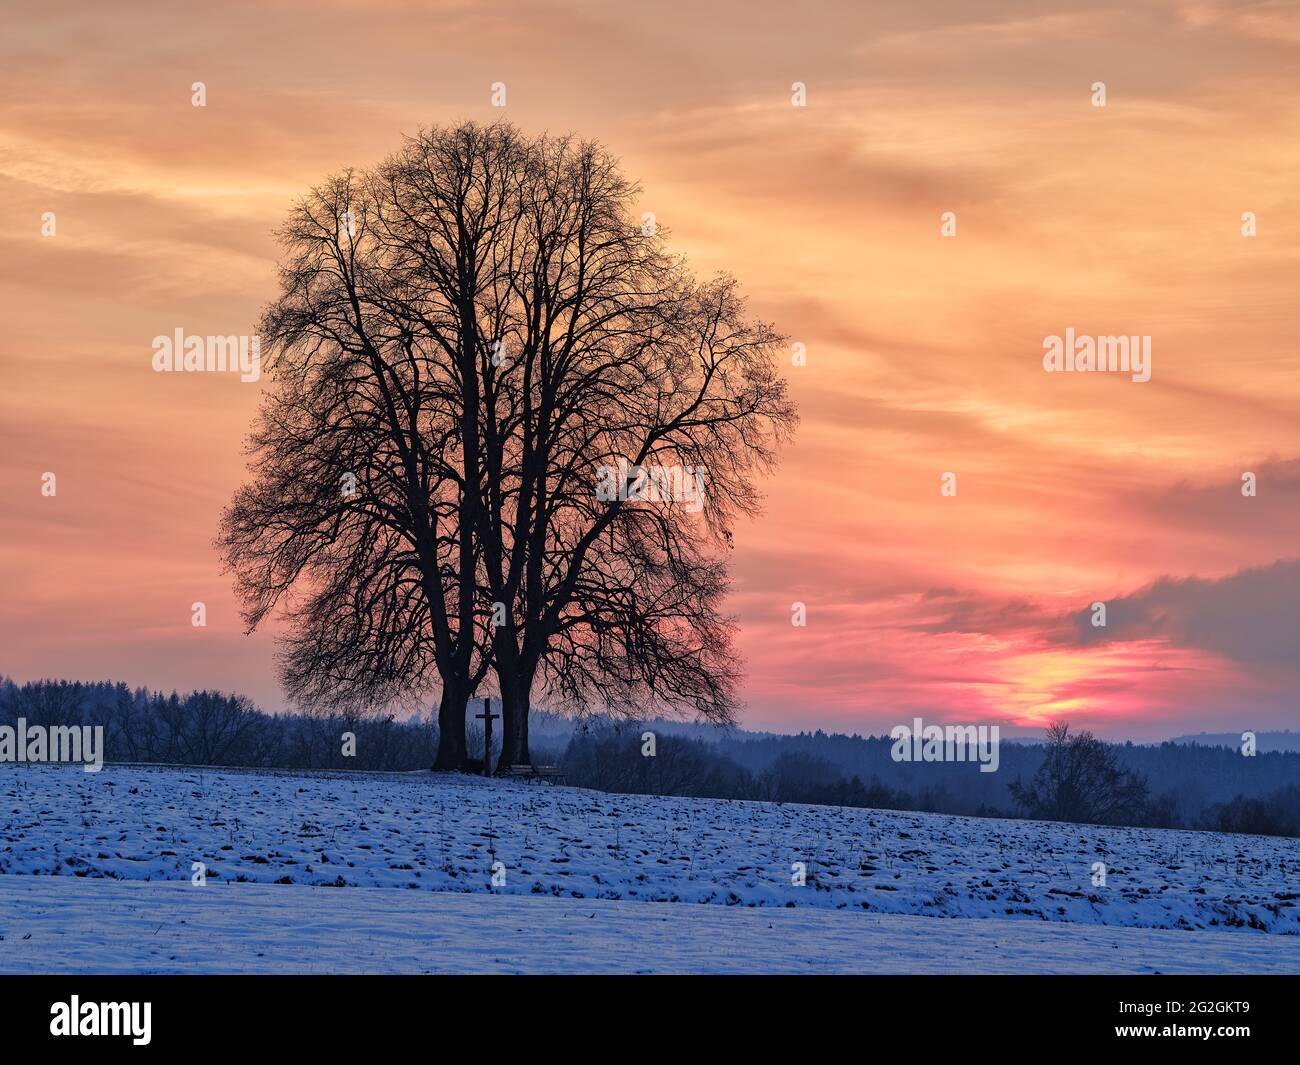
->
xmin=2 ymin=0 xmax=1298 ymax=740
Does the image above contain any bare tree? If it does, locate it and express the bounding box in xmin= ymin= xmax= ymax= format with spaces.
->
xmin=1010 ymin=722 xmax=1150 ymax=826
xmin=219 ymin=121 xmax=795 ymax=770
xmin=156 ymin=691 xmax=268 ymax=766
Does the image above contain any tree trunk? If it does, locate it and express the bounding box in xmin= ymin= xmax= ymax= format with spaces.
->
xmin=497 ymin=670 xmax=527 ymax=769
xmin=432 ymin=685 xmax=468 ymax=770
xmin=497 ymin=653 xmax=538 ymax=769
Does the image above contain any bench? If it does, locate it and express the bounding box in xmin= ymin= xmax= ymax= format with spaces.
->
xmin=503 ymin=763 xmax=566 ymax=784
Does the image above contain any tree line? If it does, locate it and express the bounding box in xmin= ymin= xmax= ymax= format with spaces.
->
xmin=6 ymin=678 xmax=1295 ymax=837
xmin=562 ymin=721 xmax=1300 ymax=837
xmin=0 ymin=679 xmax=436 ymax=772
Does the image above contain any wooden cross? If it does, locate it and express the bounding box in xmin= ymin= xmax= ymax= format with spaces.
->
xmin=476 ymin=697 xmax=499 ymax=776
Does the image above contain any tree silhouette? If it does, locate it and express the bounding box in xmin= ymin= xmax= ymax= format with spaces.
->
xmin=219 ymin=121 xmax=796 ymax=768
xmin=1010 ymin=722 xmax=1150 ymax=825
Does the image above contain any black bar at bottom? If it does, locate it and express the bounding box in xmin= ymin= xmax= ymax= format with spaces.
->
xmin=0 ymin=973 xmax=1291 ymax=1052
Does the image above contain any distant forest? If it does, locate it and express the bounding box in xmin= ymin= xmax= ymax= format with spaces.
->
xmin=3 ymin=678 xmax=1297 ymax=838
xmin=1171 ymin=731 xmax=1300 ymax=752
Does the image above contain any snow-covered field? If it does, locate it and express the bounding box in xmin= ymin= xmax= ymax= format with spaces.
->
xmin=7 ymin=877 xmax=1300 ymax=974
xmin=1 ymin=763 xmax=1297 ymax=973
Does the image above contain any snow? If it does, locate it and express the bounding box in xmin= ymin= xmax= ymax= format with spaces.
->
xmin=4 ymin=877 xmax=1299 ymax=974
xmin=1 ymin=762 xmax=1297 ymax=972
